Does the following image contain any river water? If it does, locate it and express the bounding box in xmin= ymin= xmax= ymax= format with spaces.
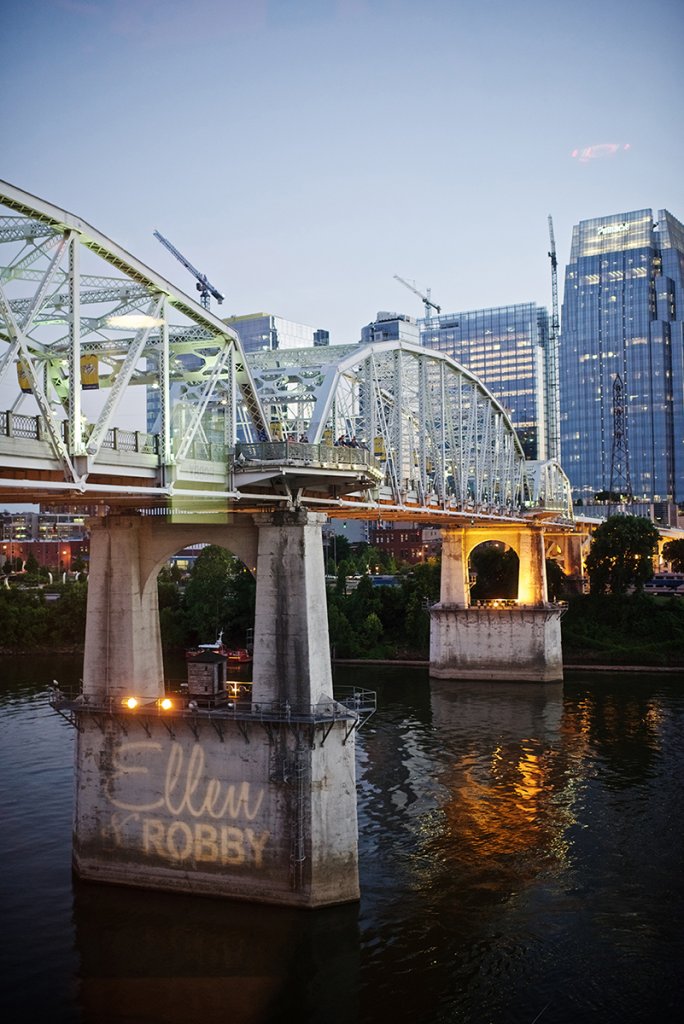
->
xmin=1 ymin=655 xmax=683 ymax=1024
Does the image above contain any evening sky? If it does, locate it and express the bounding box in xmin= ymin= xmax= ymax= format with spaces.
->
xmin=3 ymin=0 xmax=683 ymax=341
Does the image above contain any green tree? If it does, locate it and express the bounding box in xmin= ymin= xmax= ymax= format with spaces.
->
xmin=469 ymin=543 xmax=518 ymax=600
xmin=346 ymin=573 xmax=380 ymax=626
xmin=335 ymin=561 xmax=350 ymax=596
xmin=223 ymin=562 xmax=256 ymax=641
xmin=47 ymin=580 xmax=88 ymax=646
xmin=181 ymin=545 xmax=256 ymax=646
xmin=182 ymin=545 xmax=234 ymax=642
xmin=404 ymin=591 xmax=430 ymax=650
xmin=327 ymin=600 xmax=356 ymax=657
xmin=361 ymin=611 xmax=383 ymax=649
xmin=25 ymin=552 xmax=40 ymax=574
xmin=586 ymin=515 xmax=659 ymax=595
xmin=545 ymin=558 xmax=567 ymax=602
xmin=662 ymin=538 xmax=684 ymax=572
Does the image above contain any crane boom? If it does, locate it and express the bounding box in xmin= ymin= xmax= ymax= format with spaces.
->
xmin=546 ymin=215 xmax=561 ymax=462
xmin=153 ymin=230 xmax=224 ymax=310
xmin=393 ymin=274 xmax=441 ymax=318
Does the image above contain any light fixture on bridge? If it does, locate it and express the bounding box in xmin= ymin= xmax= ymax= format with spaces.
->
xmin=122 ymin=696 xmax=139 ymax=709
xmin=106 ymin=314 xmax=164 ymax=329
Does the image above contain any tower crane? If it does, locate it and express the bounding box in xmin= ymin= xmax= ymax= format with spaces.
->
xmin=153 ymin=230 xmax=224 ymax=310
xmin=546 ymin=216 xmax=561 ymax=462
xmin=393 ymin=274 xmax=441 ymax=318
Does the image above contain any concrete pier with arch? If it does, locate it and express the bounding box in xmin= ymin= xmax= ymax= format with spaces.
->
xmin=429 ymin=524 xmax=564 ymax=683
xmin=74 ymin=512 xmax=362 ymax=908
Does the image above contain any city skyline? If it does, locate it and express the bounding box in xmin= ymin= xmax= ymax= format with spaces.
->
xmin=3 ymin=0 xmax=682 ymax=344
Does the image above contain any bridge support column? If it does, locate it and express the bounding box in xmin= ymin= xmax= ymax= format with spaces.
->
xmin=438 ymin=527 xmax=469 ymax=607
xmin=82 ymin=515 xmax=164 ymax=702
xmin=430 ymin=524 xmax=563 ymax=683
xmin=251 ymin=509 xmax=334 ymax=707
xmin=72 ymin=509 xmax=361 ymax=908
xmin=560 ymin=532 xmax=585 ymax=590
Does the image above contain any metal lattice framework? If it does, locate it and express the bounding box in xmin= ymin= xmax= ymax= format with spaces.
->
xmin=0 ymin=180 xmax=573 ymax=522
xmin=0 ymin=180 xmax=267 ymax=496
xmin=245 ymin=341 xmax=572 ymax=516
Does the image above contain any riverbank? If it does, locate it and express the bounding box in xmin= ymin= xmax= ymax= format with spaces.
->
xmin=332 ymin=658 xmax=682 ymax=672
xmin=2 ymin=647 xmax=679 ymax=674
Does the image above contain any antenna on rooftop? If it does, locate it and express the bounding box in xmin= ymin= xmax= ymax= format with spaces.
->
xmin=609 ymin=373 xmax=633 ymax=512
xmin=547 ymin=215 xmax=561 ymax=462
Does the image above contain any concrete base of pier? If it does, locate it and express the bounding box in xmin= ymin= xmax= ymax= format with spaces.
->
xmin=429 ymin=605 xmax=564 ymax=682
xmin=73 ymin=710 xmax=360 ymax=908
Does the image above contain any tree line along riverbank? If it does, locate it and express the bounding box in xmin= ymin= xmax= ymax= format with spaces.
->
xmin=1 ymin=540 xmax=682 ymax=667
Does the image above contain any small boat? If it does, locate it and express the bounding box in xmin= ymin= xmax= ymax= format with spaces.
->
xmin=224 ymin=647 xmax=252 ymax=663
xmin=185 ymin=631 xmax=253 ymax=663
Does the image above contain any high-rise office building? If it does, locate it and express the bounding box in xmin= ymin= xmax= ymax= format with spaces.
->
xmin=225 ymin=312 xmax=329 ymax=353
xmin=559 ymin=209 xmax=684 ymax=515
xmin=361 ymin=311 xmax=420 ymax=346
xmin=419 ymin=303 xmax=551 ymax=460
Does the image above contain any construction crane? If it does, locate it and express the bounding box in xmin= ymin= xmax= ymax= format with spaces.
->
xmin=546 ymin=216 xmax=561 ymax=462
xmin=153 ymin=230 xmax=224 ymax=310
xmin=393 ymin=274 xmax=441 ymax=318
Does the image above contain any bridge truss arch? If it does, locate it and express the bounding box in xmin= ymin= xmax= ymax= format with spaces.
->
xmin=0 ymin=180 xmax=268 ymax=499
xmin=244 ymin=341 xmax=568 ymax=518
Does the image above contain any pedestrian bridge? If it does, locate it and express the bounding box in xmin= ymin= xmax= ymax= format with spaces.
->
xmin=4 ymin=181 xmax=577 ymax=908
xmin=0 ymin=179 xmax=572 ymax=526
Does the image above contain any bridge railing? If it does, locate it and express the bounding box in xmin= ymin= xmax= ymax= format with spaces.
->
xmin=1 ymin=410 xmax=46 ymax=440
xmin=177 ymin=438 xmax=229 ymax=462
xmin=99 ymin=428 xmax=158 ymax=455
xmin=49 ymin=686 xmax=377 ymax=731
xmin=0 ymin=410 xmax=159 ymax=455
xmin=232 ymin=440 xmax=380 ymax=475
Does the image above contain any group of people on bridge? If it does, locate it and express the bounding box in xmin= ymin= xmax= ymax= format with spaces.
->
xmin=334 ymin=435 xmax=368 ymax=449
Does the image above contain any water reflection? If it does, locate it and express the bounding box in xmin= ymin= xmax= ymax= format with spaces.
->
xmin=427 ymin=682 xmax=573 ymax=886
xmin=73 ymin=881 xmax=360 ymax=1024
xmin=1 ymin=658 xmax=682 ymax=1024
xmin=562 ymin=679 xmax=666 ymax=786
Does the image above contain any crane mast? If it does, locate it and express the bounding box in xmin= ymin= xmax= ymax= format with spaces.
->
xmin=393 ymin=274 xmax=441 ymax=319
xmin=546 ymin=216 xmax=561 ymax=462
xmin=153 ymin=230 xmax=224 ymax=310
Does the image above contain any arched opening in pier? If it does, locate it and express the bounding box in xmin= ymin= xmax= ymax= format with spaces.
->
xmin=158 ymin=542 xmax=256 ymax=651
xmin=468 ymin=540 xmax=520 ymax=603
xmin=129 ymin=522 xmax=259 ymax=690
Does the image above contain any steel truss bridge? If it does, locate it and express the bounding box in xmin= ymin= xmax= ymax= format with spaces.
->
xmin=0 ymin=180 xmax=573 ymax=526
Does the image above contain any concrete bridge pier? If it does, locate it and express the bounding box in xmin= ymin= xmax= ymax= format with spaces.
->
xmin=429 ymin=525 xmax=563 ymax=683
xmin=251 ymin=510 xmax=334 ymax=708
xmin=82 ymin=514 xmax=165 ymax=703
xmin=72 ymin=509 xmax=361 ymax=908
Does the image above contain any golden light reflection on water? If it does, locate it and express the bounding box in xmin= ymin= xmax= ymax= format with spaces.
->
xmin=413 ymin=683 xmax=668 ymax=905
xmin=443 ymin=738 xmax=575 ymax=865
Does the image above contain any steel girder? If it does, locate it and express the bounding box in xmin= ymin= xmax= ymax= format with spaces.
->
xmin=0 ymin=180 xmax=268 ymax=489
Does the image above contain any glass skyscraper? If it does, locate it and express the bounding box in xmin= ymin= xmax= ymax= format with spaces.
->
xmin=419 ymin=303 xmax=550 ymax=460
xmin=225 ymin=312 xmax=328 ymax=353
xmin=146 ymin=312 xmax=328 ymax=433
xmin=559 ymin=209 xmax=684 ymax=511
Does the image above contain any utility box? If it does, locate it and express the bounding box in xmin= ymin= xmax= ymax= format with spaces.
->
xmin=186 ymin=652 xmax=227 ymax=702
